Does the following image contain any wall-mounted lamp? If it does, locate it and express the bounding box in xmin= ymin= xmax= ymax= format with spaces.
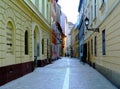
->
xmin=85 ymin=17 xmax=99 ymax=32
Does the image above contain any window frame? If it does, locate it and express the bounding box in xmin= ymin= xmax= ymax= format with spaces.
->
xmin=102 ymin=29 xmax=106 ymax=55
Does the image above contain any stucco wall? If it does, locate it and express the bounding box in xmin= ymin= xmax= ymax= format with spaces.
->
xmin=0 ymin=0 xmax=32 ymax=67
xmin=0 ymin=0 xmax=51 ymax=67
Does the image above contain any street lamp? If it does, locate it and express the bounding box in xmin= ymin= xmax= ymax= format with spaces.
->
xmin=85 ymin=17 xmax=99 ymax=32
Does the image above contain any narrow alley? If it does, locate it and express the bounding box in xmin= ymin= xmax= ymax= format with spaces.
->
xmin=0 ymin=57 xmax=117 ymax=89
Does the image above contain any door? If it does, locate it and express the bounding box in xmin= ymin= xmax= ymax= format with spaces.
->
xmin=83 ymin=43 xmax=87 ymax=62
xmin=88 ymin=42 xmax=90 ymax=64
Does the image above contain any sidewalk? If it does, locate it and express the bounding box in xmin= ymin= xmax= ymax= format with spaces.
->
xmin=0 ymin=57 xmax=117 ymax=89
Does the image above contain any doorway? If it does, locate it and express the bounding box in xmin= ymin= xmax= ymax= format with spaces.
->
xmin=83 ymin=43 xmax=87 ymax=63
xmin=88 ymin=41 xmax=90 ymax=64
xmin=34 ymin=26 xmax=39 ymax=67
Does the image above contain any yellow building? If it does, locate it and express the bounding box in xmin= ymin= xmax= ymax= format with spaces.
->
xmin=71 ymin=25 xmax=79 ymax=58
xmin=0 ymin=0 xmax=51 ymax=85
xmin=84 ymin=0 xmax=120 ymax=87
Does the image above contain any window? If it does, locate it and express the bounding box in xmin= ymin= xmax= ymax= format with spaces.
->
xmin=35 ymin=0 xmax=39 ymax=9
xmin=94 ymin=36 xmax=97 ymax=56
xmin=42 ymin=0 xmax=45 ymax=16
xmin=25 ymin=31 xmax=28 ymax=55
xmin=102 ymin=30 xmax=106 ymax=55
xmin=94 ymin=0 xmax=97 ymax=18
xmin=42 ymin=38 xmax=44 ymax=54
xmin=39 ymin=0 xmax=42 ymax=13
xmin=91 ymin=5 xmax=93 ymax=22
xmin=6 ymin=21 xmax=14 ymax=54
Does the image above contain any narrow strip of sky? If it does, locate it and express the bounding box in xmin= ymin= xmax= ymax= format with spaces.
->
xmin=58 ymin=0 xmax=79 ymax=24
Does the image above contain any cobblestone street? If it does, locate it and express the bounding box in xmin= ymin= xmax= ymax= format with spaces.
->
xmin=0 ymin=57 xmax=117 ymax=89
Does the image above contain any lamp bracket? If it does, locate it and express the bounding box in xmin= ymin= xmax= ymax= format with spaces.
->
xmin=87 ymin=28 xmax=99 ymax=32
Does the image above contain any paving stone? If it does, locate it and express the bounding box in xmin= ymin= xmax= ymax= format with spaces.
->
xmin=0 ymin=57 xmax=117 ymax=89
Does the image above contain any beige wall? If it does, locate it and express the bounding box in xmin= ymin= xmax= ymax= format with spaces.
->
xmin=84 ymin=0 xmax=120 ymax=72
xmin=96 ymin=1 xmax=120 ymax=72
xmin=0 ymin=0 xmax=32 ymax=67
xmin=0 ymin=0 xmax=51 ymax=67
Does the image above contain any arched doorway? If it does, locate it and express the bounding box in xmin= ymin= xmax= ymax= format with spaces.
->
xmin=6 ymin=21 xmax=15 ymax=64
xmin=34 ymin=26 xmax=40 ymax=67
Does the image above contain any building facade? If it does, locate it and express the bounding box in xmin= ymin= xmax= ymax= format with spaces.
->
xmin=51 ymin=0 xmax=58 ymax=60
xmin=51 ymin=0 xmax=66 ymax=60
xmin=83 ymin=0 xmax=120 ymax=88
xmin=60 ymin=12 xmax=67 ymax=56
xmin=0 ymin=0 xmax=51 ymax=86
xmin=70 ymin=24 xmax=79 ymax=58
xmin=66 ymin=22 xmax=74 ymax=56
xmin=78 ymin=0 xmax=85 ymax=61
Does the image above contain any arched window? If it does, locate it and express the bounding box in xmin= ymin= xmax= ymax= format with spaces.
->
xmin=42 ymin=38 xmax=44 ymax=54
xmin=6 ymin=21 xmax=14 ymax=54
xmin=25 ymin=31 xmax=28 ymax=55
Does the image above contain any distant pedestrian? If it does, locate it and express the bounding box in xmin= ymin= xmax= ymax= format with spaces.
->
xmin=81 ymin=56 xmax=85 ymax=65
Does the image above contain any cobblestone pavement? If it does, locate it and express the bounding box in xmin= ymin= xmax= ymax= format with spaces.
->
xmin=0 ymin=57 xmax=117 ymax=89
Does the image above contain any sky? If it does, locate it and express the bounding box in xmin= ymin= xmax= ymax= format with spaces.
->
xmin=58 ymin=0 xmax=80 ymax=24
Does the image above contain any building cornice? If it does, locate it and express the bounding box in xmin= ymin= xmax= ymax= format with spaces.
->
xmin=10 ymin=0 xmax=51 ymax=32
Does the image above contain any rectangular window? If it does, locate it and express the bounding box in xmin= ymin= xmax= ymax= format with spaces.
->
xmin=43 ymin=0 xmax=45 ymax=16
xmin=94 ymin=36 xmax=97 ymax=56
xmin=91 ymin=5 xmax=93 ymax=22
xmin=35 ymin=0 xmax=39 ymax=9
xmin=25 ymin=31 xmax=28 ymax=55
xmin=94 ymin=0 xmax=97 ymax=18
xmin=39 ymin=0 xmax=42 ymax=13
xmin=102 ymin=30 xmax=106 ymax=55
